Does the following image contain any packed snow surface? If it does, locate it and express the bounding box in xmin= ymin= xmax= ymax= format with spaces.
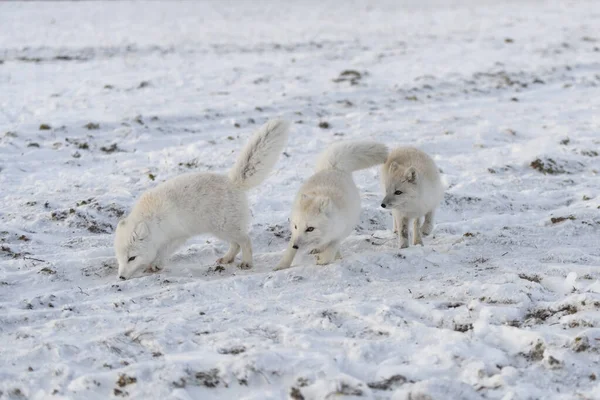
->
xmin=1 ymin=1 xmax=600 ymax=399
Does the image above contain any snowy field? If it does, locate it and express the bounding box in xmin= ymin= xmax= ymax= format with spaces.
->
xmin=1 ymin=1 xmax=600 ymax=399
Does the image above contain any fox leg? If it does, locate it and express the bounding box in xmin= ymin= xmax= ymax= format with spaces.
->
xmin=316 ymin=241 xmax=340 ymax=265
xmin=399 ymin=216 xmax=410 ymax=248
xmin=275 ymin=242 xmax=298 ymax=270
xmin=392 ymin=209 xmax=402 ymax=234
xmin=148 ymin=238 xmax=186 ymax=272
xmin=236 ymin=234 xmax=253 ymax=270
xmin=217 ymin=242 xmax=240 ymax=264
xmin=413 ymin=218 xmax=423 ymax=246
xmin=422 ymin=210 xmax=435 ymax=236
xmin=309 ymin=243 xmax=328 ymax=255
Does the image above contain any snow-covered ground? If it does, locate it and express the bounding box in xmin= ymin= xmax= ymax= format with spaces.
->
xmin=1 ymin=1 xmax=600 ymax=399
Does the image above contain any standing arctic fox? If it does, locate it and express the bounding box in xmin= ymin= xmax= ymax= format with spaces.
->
xmin=380 ymin=147 xmax=444 ymax=248
xmin=114 ymin=119 xmax=290 ymax=280
xmin=275 ymin=141 xmax=388 ymax=270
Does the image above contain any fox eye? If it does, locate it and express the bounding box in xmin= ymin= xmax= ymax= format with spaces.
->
xmin=394 ymin=190 xmax=403 ymax=195
xmin=128 ymin=256 xmax=136 ymax=262
xmin=294 ymin=225 xmax=297 ymax=230
xmin=305 ymin=227 xmax=314 ymax=232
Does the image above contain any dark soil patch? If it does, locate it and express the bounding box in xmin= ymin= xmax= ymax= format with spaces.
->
xmin=581 ymin=149 xmax=598 ymax=157
xmin=179 ymin=159 xmax=200 ymax=168
xmin=332 ymin=70 xmax=363 ymax=85
xmin=100 ymin=143 xmax=120 ymax=153
xmin=193 ymin=369 xmax=221 ymax=388
xmin=290 ymin=387 xmax=305 ymax=400
xmin=550 ymin=215 xmax=575 ymax=224
xmin=367 ymin=375 xmax=408 ymax=390
xmin=571 ymin=336 xmax=590 ymax=352
xmin=218 ymin=345 xmax=246 ymax=355
xmin=39 ymin=267 xmax=56 ymax=275
xmin=530 ymin=158 xmax=566 ymax=174
xmin=522 ymin=341 xmax=545 ymax=361
xmin=525 ymin=304 xmax=577 ymax=323
xmin=453 ymin=323 xmax=473 ymax=332
xmin=116 ymin=374 xmax=137 ymax=387
xmin=66 ymin=138 xmax=89 ymax=150
xmin=84 ymin=122 xmax=100 ymax=130
xmin=518 ymin=273 xmax=542 ymax=283
xmin=334 ymin=382 xmax=363 ymax=396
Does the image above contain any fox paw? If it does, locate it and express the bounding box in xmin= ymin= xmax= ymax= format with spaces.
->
xmin=217 ymin=256 xmax=235 ymax=265
xmin=144 ymin=265 xmax=162 ymax=273
xmin=421 ymin=224 xmax=433 ymax=236
xmin=237 ymin=262 xmax=252 ymax=270
xmin=274 ymin=263 xmax=291 ymax=271
xmin=316 ymin=255 xmax=334 ymax=265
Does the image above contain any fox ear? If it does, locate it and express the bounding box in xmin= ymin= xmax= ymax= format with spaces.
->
xmin=389 ymin=161 xmax=400 ymax=174
xmin=133 ymin=221 xmax=149 ymax=240
xmin=318 ymin=197 xmax=331 ymax=213
xmin=405 ymin=166 xmax=418 ymax=183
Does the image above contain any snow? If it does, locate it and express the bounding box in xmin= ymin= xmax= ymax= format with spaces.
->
xmin=1 ymin=0 xmax=600 ymax=399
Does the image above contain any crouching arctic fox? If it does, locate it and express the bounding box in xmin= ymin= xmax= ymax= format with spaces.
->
xmin=275 ymin=141 xmax=388 ymax=270
xmin=115 ymin=119 xmax=290 ymax=280
xmin=380 ymin=147 xmax=444 ymax=248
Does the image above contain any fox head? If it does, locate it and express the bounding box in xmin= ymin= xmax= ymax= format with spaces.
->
xmin=380 ymin=162 xmax=421 ymax=211
xmin=289 ymin=193 xmax=335 ymax=251
xmin=114 ymin=218 xmax=159 ymax=280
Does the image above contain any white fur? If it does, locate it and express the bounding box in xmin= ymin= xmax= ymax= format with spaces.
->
xmin=380 ymin=146 xmax=444 ymax=248
xmin=275 ymin=141 xmax=388 ymax=270
xmin=115 ymin=119 xmax=290 ymax=279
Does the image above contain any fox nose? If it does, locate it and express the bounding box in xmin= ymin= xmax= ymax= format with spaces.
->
xmin=119 ymin=276 xmax=126 ymax=280
xmin=381 ymin=203 xmax=386 ymax=208
xmin=292 ymin=245 xmax=299 ymax=249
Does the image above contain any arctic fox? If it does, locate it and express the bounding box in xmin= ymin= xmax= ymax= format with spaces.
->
xmin=275 ymin=141 xmax=388 ymax=270
xmin=114 ymin=119 xmax=290 ymax=280
xmin=380 ymin=147 xmax=444 ymax=248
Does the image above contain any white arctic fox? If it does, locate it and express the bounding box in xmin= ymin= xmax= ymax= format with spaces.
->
xmin=114 ymin=119 xmax=290 ymax=280
xmin=275 ymin=141 xmax=388 ymax=270
xmin=380 ymin=147 xmax=444 ymax=248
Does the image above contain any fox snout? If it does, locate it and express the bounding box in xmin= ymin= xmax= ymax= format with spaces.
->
xmin=291 ymin=237 xmax=305 ymax=250
xmin=381 ymin=195 xmax=394 ymax=209
xmin=380 ymin=200 xmax=390 ymax=209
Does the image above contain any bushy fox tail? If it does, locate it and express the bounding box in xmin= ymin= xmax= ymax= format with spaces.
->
xmin=228 ymin=119 xmax=290 ymax=190
xmin=315 ymin=141 xmax=388 ymax=173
